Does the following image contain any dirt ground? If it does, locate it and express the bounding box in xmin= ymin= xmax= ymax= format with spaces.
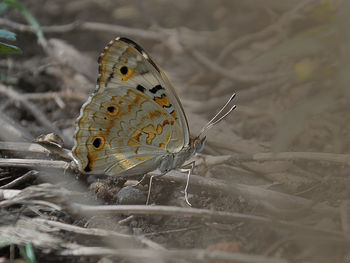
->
xmin=1 ymin=0 xmax=350 ymax=262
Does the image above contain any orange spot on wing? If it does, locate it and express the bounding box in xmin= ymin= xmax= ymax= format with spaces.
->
xmin=149 ymin=110 xmax=163 ymax=121
xmin=113 ymin=152 xmax=125 ymax=160
xmin=156 ymin=124 xmax=163 ymax=134
xmin=128 ymin=130 xmax=142 ymax=146
xmin=136 ymin=156 xmax=150 ymax=162
xmin=146 ymin=133 xmax=156 ymax=144
xmin=171 ymin=111 xmax=178 ymax=119
xmin=156 ymin=119 xmax=172 ymax=134
xmin=98 ymin=55 xmax=108 ymax=87
xmin=120 ymin=159 xmax=135 ymax=169
xmin=142 ymin=124 xmax=157 ymax=134
xmin=142 ymin=124 xmax=157 ymax=145
xmin=126 ymin=90 xmax=145 ymax=113
xmin=117 ymin=67 xmax=135 ymax=82
xmin=154 ymin=94 xmax=171 ymax=108
xmin=159 ymin=134 xmax=171 ymax=149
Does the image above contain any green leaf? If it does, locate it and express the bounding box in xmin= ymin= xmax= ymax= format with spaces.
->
xmin=19 ymin=244 xmax=36 ymax=263
xmin=25 ymin=243 xmax=36 ymax=263
xmin=3 ymin=0 xmax=45 ymax=43
xmin=0 ymin=2 xmax=9 ymax=14
xmin=0 ymin=29 xmax=16 ymax=40
xmin=0 ymin=41 xmax=21 ymax=54
xmin=2 ymin=0 xmax=20 ymax=8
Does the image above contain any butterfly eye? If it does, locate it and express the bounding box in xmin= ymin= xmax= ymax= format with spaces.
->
xmin=120 ymin=66 xmax=128 ymax=75
xmin=92 ymin=136 xmax=105 ymax=150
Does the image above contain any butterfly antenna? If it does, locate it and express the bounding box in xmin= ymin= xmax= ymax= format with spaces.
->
xmin=198 ymin=93 xmax=236 ymax=137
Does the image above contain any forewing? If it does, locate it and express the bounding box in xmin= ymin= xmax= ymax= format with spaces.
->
xmin=97 ymin=37 xmax=190 ymax=147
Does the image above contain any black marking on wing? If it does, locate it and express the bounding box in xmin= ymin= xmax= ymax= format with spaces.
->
xmin=106 ymin=62 xmax=118 ymax=86
xmin=119 ymin=37 xmax=161 ymax=73
xmin=136 ymin=85 xmax=146 ymax=93
xmin=106 ymin=71 xmax=114 ymax=84
xmin=93 ymin=138 xmax=102 ymax=148
xmin=120 ymin=66 xmax=128 ymax=75
xmin=145 ymin=56 xmax=161 ymax=73
xmin=97 ymin=50 xmax=104 ymax=65
xmin=149 ymin=85 xmax=164 ymax=94
xmin=162 ymin=103 xmax=172 ymax=109
xmin=119 ymin=37 xmax=144 ymax=54
xmin=97 ymin=39 xmax=114 ymax=72
xmin=84 ymin=162 xmax=91 ymax=172
xmin=97 ymin=41 xmax=115 ymax=91
xmin=96 ymin=77 xmax=101 ymax=90
xmin=107 ymin=106 xmax=116 ymax=113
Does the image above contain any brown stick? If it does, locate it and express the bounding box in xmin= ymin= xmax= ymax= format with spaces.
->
xmin=0 ymin=18 xmax=165 ymax=40
xmin=69 ymin=203 xmax=345 ymax=240
xmin=60 ymin=246 xmax=288 ymax=263
xmin=0 ymin=158 xmax=69 ymax=170
xmin=0 ymin=170 xmax=38 ymax=189
xmin=0 ymin=84 xmax=71 ymax=145
xmin=200 ymin=152 xmax=350 ymax=167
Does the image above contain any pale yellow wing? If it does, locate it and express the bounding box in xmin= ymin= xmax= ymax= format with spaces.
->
xmin=97 ymin=37 xmax=189 ymax=144
xmin=72 ymin=37 xmax=189 ymax=176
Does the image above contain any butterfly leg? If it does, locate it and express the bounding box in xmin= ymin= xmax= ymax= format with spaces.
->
xmin=132 ymin=174 xmax=148 ymax=187
xmin=180 ymin=161 xmax=195 ymax=207
xmin=146 ymin=173 xmax=165 ymax=205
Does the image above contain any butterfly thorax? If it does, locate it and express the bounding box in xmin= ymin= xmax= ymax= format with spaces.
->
xmin=159 ymin=136 xmax=205 ymax=173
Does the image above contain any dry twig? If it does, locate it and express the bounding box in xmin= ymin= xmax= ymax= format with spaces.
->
xmin=0 ymin=112 xmax=34 ymax=141
xmin=199 ymin=152 xmax=350 ymax=167
xmin=0 ymin=158 xmax=69 ymax=170
xmin=191 ymin=49 xmax=290 ymax=84
xmin=0 ymin=84 xmax=71 ymax=144
xmin=69 ymin=203 xmax=345 ymax=240
xmin=165 ymin=171 xmax=336 ymax=215
xmin=60 ymin=246 xmax=288 ymax=263
xmin=216 ymin=0 xmax=318 ymax=63
xmin=0 ymin=170 xmax=38 ymax=189
xmin=33 ymin=218 xmax=165 ymax=250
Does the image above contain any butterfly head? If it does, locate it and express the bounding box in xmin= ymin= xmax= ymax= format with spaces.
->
xmin=191 ymin=135 xmax=206 ymax=154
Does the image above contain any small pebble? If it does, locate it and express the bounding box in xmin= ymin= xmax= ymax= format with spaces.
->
xmin=116 ymin=186 xmax=146 ymax=205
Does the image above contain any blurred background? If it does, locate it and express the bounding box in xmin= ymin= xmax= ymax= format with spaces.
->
xmin=1 ymin=0 xmax=350 ymax=262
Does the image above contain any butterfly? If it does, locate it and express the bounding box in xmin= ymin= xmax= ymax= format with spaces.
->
xmin=72 ymin=37 xmax=235 ymax=194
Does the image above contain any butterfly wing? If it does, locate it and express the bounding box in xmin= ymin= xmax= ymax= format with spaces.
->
xmin=72 ymin=37 xmax=189 ymax=176
xmin=98 ymin=37 xmax=190 ymax=144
